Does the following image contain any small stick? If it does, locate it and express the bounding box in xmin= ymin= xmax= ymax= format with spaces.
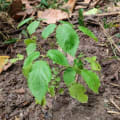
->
xmin=109 ymin=83 xmax=120 ymax=88
xmin=72 ymin=11 xmax=120 ymax=17
xmin=99 ymin=22 xmax=120 ymax=53
xmin=110 ymin=98 xmax=120 ymax=111
xmin=107 ymin=111 xmax=120 ymax=115
xmin=84 ymin=11 xmax=120 ymax=17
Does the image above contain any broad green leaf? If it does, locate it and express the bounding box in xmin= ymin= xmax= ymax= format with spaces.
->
xmin=23 ymin=64 xmax=32 ymax=78
xmin=85 ymin=56 xmax=101 ymax=71
xmin=18 ymin=17 xmax=34 ymax=28
xmin=78 ymin=26 xmax=98 ymax=42
xmin=78 ymin=9 xmax=84 ymax=26
xmin=28 ymin=61 xmax=52 ymax=102
xmin=69 ymin=83 xmax=88 ymax=103
xmin=24 ymin=38 xmax=36 ymax=46
xmin=23 ymin=52 xmax=40 ymax=67
xmin=81 ymin=69 xmax=100 ymax=93
xmin=47 ymin=49 xmax=69 ymax=66
xmin=42 ymin=24 xmax=56 ymax=39
xmin=59 ymin=21 xmax=74 ymax=27
xmin=56 ymin=24 xmax=79 ymax=56
xmin=27 ymin=21 xmax=40 ymax=35
xmin=26 ymin=43 xmax=36 ymax=56
xmin=63 ymin=68 xmax=76 ymax=85
xmin=23 ymin=52 xmax=40 ymax=77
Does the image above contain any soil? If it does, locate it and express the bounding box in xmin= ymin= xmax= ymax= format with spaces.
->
xmin=0 ymin=1 xmax=120 ymax=120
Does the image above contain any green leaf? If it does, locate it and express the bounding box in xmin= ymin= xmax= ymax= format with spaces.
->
xmin=23 ymin=52 xmax=40 ymax=67
xmin=24 ymin=38 xmax=36 ymax=46
xmin=48 ymin=86 xmax=55 ymax=97
xmin=26 ymin=43 xmax=36 ymax=56
xmin=85 ymin=56 xmax=101 ymax=71
xmin=18 ymin=17 xmax=34 ymax=28
xmin=59 ymin=21 xmax=74 ymax=27
xmin=42 ymin=24 xmax=56 ymax=39
xmin=63 ymin=68 xmax=76 ymax=85
xmin=73 ymin=59 xmax=84 ymax=73
xmin=78 ymin=9 xmax=84 ymax=26
xmin=69 ymin=83 xmax=88 ymax=103
xmin=47 ymin=49 xmax=69 ymax=66
xmin=56 ymin=24 xmax=79 ymax=56
xmin=81 ymin=69 xmax=100 ymax=93
xmin=35 ymin=96 xmax=46 ymax=106
xmin=27 ymin=21 xmax=40 ymax=35
xmin=4 ymin=38 xmax=17 ymax=44
xmin=10 ymin=54 xmax=24 ymax=63
xmin=78 ymin=26 xmax=98 ymax=42
xmin=23 ymin=52 xmax=40 ymax=77
xmin=28 ymin=61 xmax=52 ymax=102
xmin=41 ymin=0 xmax=48 ymax=7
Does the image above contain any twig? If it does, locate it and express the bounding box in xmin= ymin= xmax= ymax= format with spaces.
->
xmin=109 ymin=83 xmax=120 ymax=88
xmin=0 ymin=31 xmax=8 ymax=40
xmin=110 ymin=98 xmax=120 ymax=111
xmin=72 ymin=11 xmax=120 ymax=17
xmin=99 ymin=22 xmax=120 ymax=53
xmin=84 ymin=11 xmax=120 ymax=17
xmin=107 ymin=111 xmax=120 ymax=115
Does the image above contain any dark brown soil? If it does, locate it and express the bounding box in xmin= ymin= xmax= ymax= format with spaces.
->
xmin=0 ymin=1 xmax=120 ymax=120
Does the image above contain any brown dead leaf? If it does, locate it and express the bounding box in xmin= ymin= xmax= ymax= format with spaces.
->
xmin=0 ymin=56 xmax=12 ymax=73
xmin=63 ymin=0 xmax=77 ymax=12
xmin=0 ymin=56 xmax=9 ymax=73
xmin=38 ymin=9 xmax=69 ymax=24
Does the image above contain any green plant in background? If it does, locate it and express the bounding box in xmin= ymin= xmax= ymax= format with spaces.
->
xmin=18 ymin=17 xmax=41 ymax=36
xmin=22 ymin=21 xmax=101 ymax=105
xmin=0 ymin=0 xmax=11 ymax=11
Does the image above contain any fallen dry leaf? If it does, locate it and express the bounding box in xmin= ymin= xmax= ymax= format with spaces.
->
xmin=38 ymin=9 xmax=69 ymax=24
xmin=0 ymin=56 xmax=9 ymax=73
xmin=0 ymin=56 xmax=12 ymax=73
xmin=63 ymin=0 xmax=77 ymax=12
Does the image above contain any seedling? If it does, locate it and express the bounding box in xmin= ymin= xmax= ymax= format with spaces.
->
xmin=22 ymin=22 xmax=101 ymax=105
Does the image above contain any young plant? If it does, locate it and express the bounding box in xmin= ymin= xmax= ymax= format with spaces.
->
xmin=18 ymin=17 xmax=41 ymax=36
xmin=23 ymin=22 xmax=101 ymax=105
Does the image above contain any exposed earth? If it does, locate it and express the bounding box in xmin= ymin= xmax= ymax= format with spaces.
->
xmin=0 ymin=1 xmax=120 ymax=120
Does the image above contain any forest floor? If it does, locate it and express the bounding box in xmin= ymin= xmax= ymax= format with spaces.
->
xmin=0 ymin=0 xmax=120 ymax=120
